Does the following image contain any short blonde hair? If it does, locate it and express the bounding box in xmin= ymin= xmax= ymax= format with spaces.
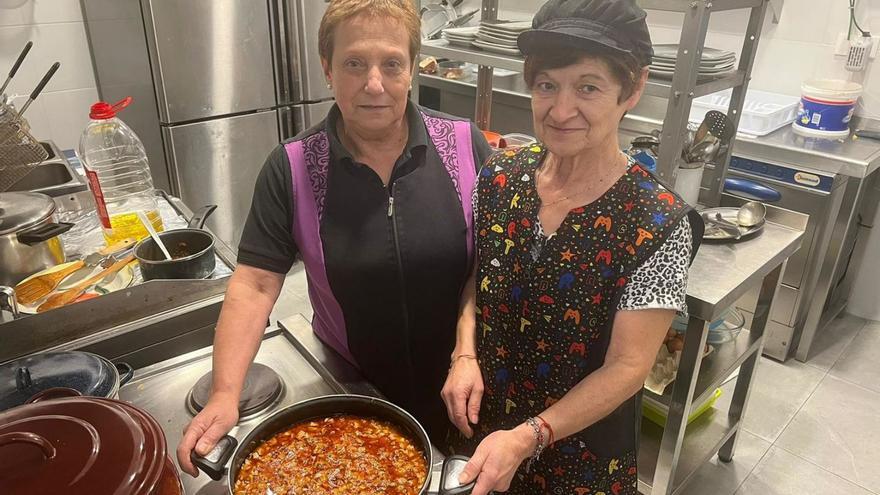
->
xmin=319 ymin=0 xmax=421 ymax=63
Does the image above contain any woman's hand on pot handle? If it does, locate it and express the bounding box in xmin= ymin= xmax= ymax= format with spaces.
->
xmin=459 ymin=424 xmax=535 ymax=495
xmin=176 ymin=392 xmax=239 ymax=477
xmin=441 ymin=355 xmax=484 ymax=438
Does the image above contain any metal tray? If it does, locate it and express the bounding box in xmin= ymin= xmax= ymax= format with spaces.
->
xmin=701 ymin=207 xmax=765 ymax=242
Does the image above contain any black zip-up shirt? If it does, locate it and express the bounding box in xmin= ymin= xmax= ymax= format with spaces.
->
xmin=238 ymin=102 xmax=491 ymax=440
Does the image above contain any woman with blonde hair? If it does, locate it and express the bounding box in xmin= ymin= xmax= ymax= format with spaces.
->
xmin=177 ymin=0 xmax=491 ymax=476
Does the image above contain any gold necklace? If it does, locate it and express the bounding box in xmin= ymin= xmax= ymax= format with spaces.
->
xmin=537 ymin=152 xmax=629 ymax=209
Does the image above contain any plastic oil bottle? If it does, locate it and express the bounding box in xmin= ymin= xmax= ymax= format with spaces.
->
xmin=77 ymin=97 xmax=163 ymax=244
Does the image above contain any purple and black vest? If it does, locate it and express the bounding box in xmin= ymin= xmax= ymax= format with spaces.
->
xmin=284 ymin=112 xmax=477 ymax=366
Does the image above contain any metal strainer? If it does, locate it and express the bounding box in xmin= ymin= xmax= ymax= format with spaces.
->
xmin=0 ymin=62 xmax=60 ymax=192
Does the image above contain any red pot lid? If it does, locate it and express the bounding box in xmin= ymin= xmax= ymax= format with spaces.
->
xmin=0 ymin=393 xmax=169 ymax=494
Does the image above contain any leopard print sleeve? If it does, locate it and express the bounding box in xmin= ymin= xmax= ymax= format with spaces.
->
xmin=617 ymin=215 xmax=692 ymax=317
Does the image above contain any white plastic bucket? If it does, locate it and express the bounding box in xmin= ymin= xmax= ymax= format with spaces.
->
xmin=792 ymin=79 xmax=862 ymax=139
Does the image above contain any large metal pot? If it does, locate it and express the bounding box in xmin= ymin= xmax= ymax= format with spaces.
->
xmin=194 ymin=394 xmax=474 ymax=495
xmin=0 ymin=351 xmax=133 ymax=412
xmin=0 ymin=192 xmax=72 ymax=286
xmin=0 ymin=388 xmax=182 ymax=494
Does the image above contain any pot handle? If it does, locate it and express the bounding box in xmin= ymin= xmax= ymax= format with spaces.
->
xmin=115 ymin=362 xmax=134 ymax=386
xmin=17 ymin=222 xmax=74 ymax=245
xmin=192 ymin=435 xmax=238 ymax=481
xmin=0 ymin=432 xmax=57 ymax=460
xmin=187 ymin=204 xmax=217 ymax=230
xmin=0 ymin=286 xmax=19 ymax=319
xmin=438 ymin=455 xmax=476 ymax=495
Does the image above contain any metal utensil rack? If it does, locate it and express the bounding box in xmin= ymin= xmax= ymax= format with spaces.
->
xmin=418 ymin=0 xmax=769 ymax=207
xmin=417 ymin=1 xmax=776 ymax=494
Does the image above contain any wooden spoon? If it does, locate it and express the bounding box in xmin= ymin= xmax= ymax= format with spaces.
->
xmin=14 ymin=239 xmax=135 ymax=305
xmin=36 ymin=253 xmax=135 ymax=313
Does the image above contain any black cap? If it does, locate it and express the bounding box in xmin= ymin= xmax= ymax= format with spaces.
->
xmin=518 ymin=0 xmax=653 ymax=67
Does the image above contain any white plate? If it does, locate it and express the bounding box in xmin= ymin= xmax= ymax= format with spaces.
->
xmin=651 ymin=59 xmax=735 ymax=68
xmin=16 ymin=261 xmax=136 ymax=314
xmin=650 ymin=66 xmax=736 ymax=76
xmin=443 ymin=36 xmax=477 ymax=44
xmin=471 ymin=40 xmax=522 ymax=56
xmin=475 ymin=32 xmax=519 ymax=47
xmin=444 ymin=38 xmax=476 ymax=48
xmin=478 ymin=26 xmax=521 ymax=40
xmin=480 ymin=20 xmax=532 ymax=33
xmin=653 ymin=44 xmax=735 ymax=62
xmin=444 ymin=33 xmax=476 ymax=39
xmin=650 ymin=69 xmax=737 ymax=81
xmin=442 ymin=26 xmax=479 ymax=36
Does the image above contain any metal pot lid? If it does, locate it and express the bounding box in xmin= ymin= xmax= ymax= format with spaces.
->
xmin=0 ymin=351 xmax=119 ymax=412
xmin=0 ymin=192 xmax=56 ymax=235
xmin=0 ymin=394 xmax=168 ymax=495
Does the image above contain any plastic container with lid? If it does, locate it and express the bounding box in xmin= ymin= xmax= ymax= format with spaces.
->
xmin=77 ymin=97 xmax=163 ymax=244
xmin=792 ymin=79 xmax=862 ymax=139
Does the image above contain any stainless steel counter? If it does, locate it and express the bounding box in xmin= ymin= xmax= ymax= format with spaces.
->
xmin=0 ymin=193 xmax=237 ymax=365
xmin=685 ymin=212 xmax=805 ymax=321
xmin=734 ymin=126 xmax=880 ymax=179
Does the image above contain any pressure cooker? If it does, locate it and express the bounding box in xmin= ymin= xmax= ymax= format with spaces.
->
xmin=0 ymin=192 xmax=72 ymax=287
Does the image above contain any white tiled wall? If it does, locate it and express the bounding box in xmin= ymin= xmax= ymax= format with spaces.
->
xmin=644 ymin=0 xmax=880 ymax=119
xmin=0 ymin=0 xmax=98 ymax=150
xmin=458 ymin=0 xmax=880 ymax=118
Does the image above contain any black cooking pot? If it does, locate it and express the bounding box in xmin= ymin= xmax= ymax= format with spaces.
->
xmin=135 ymin=205 xmax=217 ymax=280
xmin=0 ymin=351 xmax=133 ymax=412
xmin=193 ymin=394 xmax=474 ymax=495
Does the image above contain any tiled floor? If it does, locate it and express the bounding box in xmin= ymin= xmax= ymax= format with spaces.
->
xmin=274 ymin=269 xmax=880 ymax=494
xmin=683 ymin=313 xmax=880 ymax=495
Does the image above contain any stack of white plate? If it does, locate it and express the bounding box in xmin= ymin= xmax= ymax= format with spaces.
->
xmin=650 ymin=44 xmax=737 ymax=80
xmin=471 ymin=20 xmax=531 ymax=56
xmin=442 ymin=26 xmax=479 ymax=47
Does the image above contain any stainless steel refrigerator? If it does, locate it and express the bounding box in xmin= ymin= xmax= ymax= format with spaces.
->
xmin=81 ymin=0 xmax=335 ymax=250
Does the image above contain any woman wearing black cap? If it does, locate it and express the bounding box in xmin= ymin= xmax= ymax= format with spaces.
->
xmin=440 ymin=1 xmax=703 ymax=493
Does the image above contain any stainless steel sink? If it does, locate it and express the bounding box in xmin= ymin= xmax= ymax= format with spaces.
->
xmin=5 ymin=141 xmax=88 ymax=197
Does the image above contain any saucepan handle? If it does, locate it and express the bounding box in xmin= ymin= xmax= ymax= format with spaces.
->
xmin=187 ymin=204 xmax=217 ymax=230
xmin=115 ymin=362 xmax=134 ymax=386
xmin=438 ymin=455 xmax=476 ymax=495
xmin=191 ymin=435 xmax=238 ymax=481
xmin=0 ymin=286 xmax=19 ymax=319
xmin=17 ymin=222 xmax=74 ymax=245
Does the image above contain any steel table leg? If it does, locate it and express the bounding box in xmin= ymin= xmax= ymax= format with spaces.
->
xmin=719 ymin=263 xmax=783 ymax=462
xmin=651 ymin=315 xmax=710 ymax=494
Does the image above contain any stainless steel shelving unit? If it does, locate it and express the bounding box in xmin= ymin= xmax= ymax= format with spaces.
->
xmin=417 ymin=1 xmax=780 ymax=494
xmin=420 ymin=0 xmax=770 ymax=206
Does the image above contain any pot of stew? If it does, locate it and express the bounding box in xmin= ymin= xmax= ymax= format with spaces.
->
xmin=193 ymin=394 xmax=474 ymax=495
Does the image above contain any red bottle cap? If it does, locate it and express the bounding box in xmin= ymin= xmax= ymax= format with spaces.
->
xmin=89 ymin=96 xmax=132 ymax=119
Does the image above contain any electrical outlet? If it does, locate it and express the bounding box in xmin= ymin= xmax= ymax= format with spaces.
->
xmin=836 ymin=33 xmax=880 ymax=59
xmin=846 ymin=36 xmax=873 ymax=71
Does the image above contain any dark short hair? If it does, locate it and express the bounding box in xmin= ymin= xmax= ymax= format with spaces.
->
xmin=523 ymin=47 xmax=641 ymax=103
